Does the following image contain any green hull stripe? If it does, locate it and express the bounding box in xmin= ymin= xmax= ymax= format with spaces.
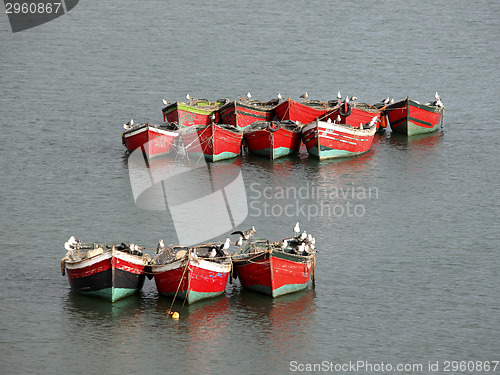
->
xmin=308 ymin=145 xmax=363 ymax=160
xmin=205 ymin=151 xmax=239 ymax=162
xmin=80 ymin=288 xmax=137 ymax=303
xmin=159 ymin=290 xmax=224 ymax=304
xmin=250 ymin=146 xmax=297 ymax=160
xmin=245 ymin=283 xmax=308 ymax=298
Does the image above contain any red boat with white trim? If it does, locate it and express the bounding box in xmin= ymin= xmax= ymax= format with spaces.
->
xmin=151 ymin=243 xmax=232 ymax=304
xmin=180 ymin=123 xmax=243 ymax=162
xmin=274 ymin=98 xmax=331 ymax=124
xmin=243 ymin=120 xmax=302 ymax=160
xmin=384 ymin=97 xmax=445 ymax=136
xmin=122 ymin=122 xmax=180 ymax=157
xmin=301 ymin=115 xmax=377 ymax=159
xmin=217 ymin=99 xmax=277 ymax=130
xmin=61 ymin=240 xmax=150 ymax=302
xmin=232 ymin=238 xmax=315 ymax=298
xmin=327 ymin=101 xmax=385 ymax=133
xmin=162 ymin=99 xmax=228 ymax=127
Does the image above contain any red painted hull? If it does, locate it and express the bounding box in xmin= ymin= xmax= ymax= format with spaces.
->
xmin=122 ymin=124 xmax=179 ymax=157
xmin=217 ymin=101 xmax=275 ymax=130
xmin=233 ymin=248 xmax=315 ymax=298
xmin=385 ymin=98 xmax=444 ymax=136
xmin=327 ymin=103 xmax=383 ymax=131
xmin=181 ymin=124 xmax=243 ymax=161
xmin=274 ymin=98 xmax=329 ymax=124
xmin=63 ymin=247 xmax=148 ymax=302
xmin=162 ymin=101 xmax=225 ymax=127
xmin=302 ymin=120 xmax=376 ymax=159
xmin=152 ymin=257 xmax=231 ymax=304
xmin=244 ymin=122 xmax=302 ymax=160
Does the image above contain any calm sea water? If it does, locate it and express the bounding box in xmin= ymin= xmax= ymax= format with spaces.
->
xmin=1 ymin=1 xmax=499 ymax=374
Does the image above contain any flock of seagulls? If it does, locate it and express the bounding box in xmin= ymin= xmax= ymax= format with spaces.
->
xmin=287 ymin=222 xmax=316 ymax=255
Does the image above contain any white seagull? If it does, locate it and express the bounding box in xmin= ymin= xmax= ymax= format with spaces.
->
xmin=337 ymin=91 xmax=342 ymax=100
xmin=278 ymin=93 xmax=284 ymax=101
xmin=123 ymin=119 xmax=134 ymax=129
xmin=293 ymin=222 xmax=300 ymax=235
xmin=300 ymin=92 xmax=309 ymax=99
xmin=435 ymin=92 xmax=441 ymax=101
xmin=235 ymin=237 xmax=243 ymax=247
xmin=299 ymin=231 xmax=307 ymax=241
xmin=157 ymin=239 xmax=165 ymax=254
xmin=162 ymin=99 xmax=169 ymax=106
xmin=246 ymin=92 xmax=252 ymax=99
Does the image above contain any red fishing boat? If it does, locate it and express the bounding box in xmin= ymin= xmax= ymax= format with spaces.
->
xmin=162 ymin=99 xmax=228 ymax=127
xmin=384 ymin=97 xmax=444 ymax=136
xmin=232 ymin=238 xmax=315 ymax=298
xmin=301 ymin=114 xmax=377 ymax=159
xmin=151 ymin=243 xmax=232 ymax=304
xmin=274 ymin=98 xmax=331 ymax=124
xmin=61 ymin=239 xmax=150 ymax=302
xmin=180 ymin=123 xmax=243 ymax=162
xmin=327 ymin=101 xmax=385 ymax=132
xmin=217 ymin=99 xmax=277 ymax=130
xmin=243 ymin=120 xmax=302 ymax=160
xmin=122 ymin=122 xmax=180 ymax=157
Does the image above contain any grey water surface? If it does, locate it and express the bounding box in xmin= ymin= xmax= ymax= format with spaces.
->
xmin=1 ymin=1 xmax=498 ymax=374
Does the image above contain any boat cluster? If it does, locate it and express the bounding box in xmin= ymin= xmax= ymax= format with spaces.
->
xmin=61 ymin=222 xmax=317 ymax=304
xmin=122 ymin=92 xmax=445 ymax=161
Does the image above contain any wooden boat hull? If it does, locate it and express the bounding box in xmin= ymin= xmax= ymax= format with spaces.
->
xmin=274 ymin=98 xmax=328 ymax=124
xmin=233 ymin=249 xmax=314 ymax=298
xmin=302 ymin=120 xmax=376 ymax=160
xmin=327 ymin=103 xmax=383 ymax=132
xmin=122 ymin=124 xmax=179 ymax=157
xmin=244 ymin=122 xmax=302 ymax=160
xmin=181 ymin=124 xmax=243 ymax=162
xmin=152 ymin=258 xmax=231 ymax=304
xmin=63 ymin=248 xmax=147 ymax=303
xmin=217 ymin=101 xmax=275 ymax=130
xmin=162 ymin=100 xmax=226 ymax=127
xmin=385 ymin=98 xmax=444 ymax=136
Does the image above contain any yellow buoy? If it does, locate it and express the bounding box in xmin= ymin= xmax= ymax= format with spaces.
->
xmin=171 ymin=312 xmax=179 ymax=320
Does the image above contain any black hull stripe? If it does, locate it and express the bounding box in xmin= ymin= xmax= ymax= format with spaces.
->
xmin=69 ymin=269 xmax=145 ymax=293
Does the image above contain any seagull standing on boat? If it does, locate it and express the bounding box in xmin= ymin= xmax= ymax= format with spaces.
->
xmin=123 ymin=119 xmax=134 ymax=129
xmin=293 ymin=222 xmax=300 ymax=236
xmin=278 ymin=93 xmax=284 ymax=101
xmin=300 ymin=92 xmax=309 ymax=99
xmin=299 ymin=231 xmax=307 ymax=241
xmin=235 ymin=236 xmax=243 ymax=247
xmin=247 ymin=92 xmax=252 ymax=99
xmin=336 ymin=115 xmax=342 ymax=123
xmin=162 ymin=99 xmax=170 ymax=106
xmin=156 ymin=239 xmax=165 ymax=254
xmin=382 ymin=97 xmax=390 ymax=105
xmin=337 ymin=91 xmax=342 ymax=100
xmin=435 ymin=92 xmax=441 ymax=101
xmin=279 ymin=239 xmax=288 ymax=250
xmin=211 ymin=238 xmax=231 ymax=258
xmin=350 ymin=96 xmax=357 ymax=101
